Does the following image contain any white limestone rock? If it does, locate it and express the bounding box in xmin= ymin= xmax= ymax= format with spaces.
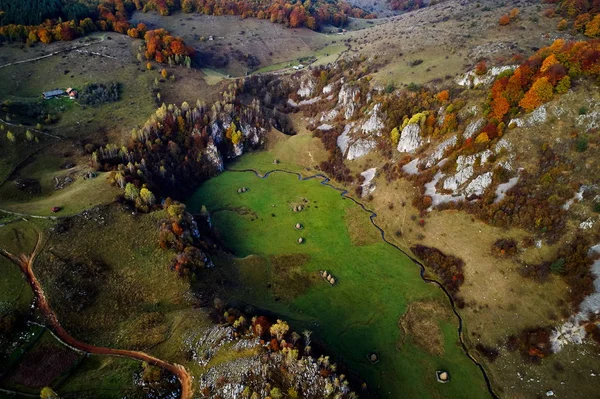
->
xmin=464 ymin=118 xmax=485 ymax=139
xmin=464 ymin=172 xmax=493 ymax=197
xmin=297 ymin=79 xmax=316 ymax=98
xmin=424 ymin=171 xmax=465 ymax=210
xmin=361 ymin=103 xmax=384 ymax=136
xmin=320 ymin=109 xmax=339 ymax=122
xmin=323 ymin=84 xmax=334 ymax=94
xmin=204 ymin=139 xmax=224 ymax=172
xmin=494 ymin=175 xmax=520 ymax=204
xmin=337 ymin=123 xmax=354 ymax=155
xmin=580 ymin=217 xmax=595 ymax=230
xmin=211 ymin=121 xmax=224 ymax=143
xmin=402 ymin=158 xmax=420 ymax=175
xmin=456 ymin=65 xmax=516 ymax=88
xmin=347 ymin=138 xmax=376 ymax=160
xmin=360 ymin=168 xmax=377 ymax=197
xmin=397 ymin=123 xmax=423 ymax=153
xmin=424 ymin=135 xmax=457 ymax=168
xmin=317 ymin=124 xmax=334 ymax=131
xmin=338 ymin=84 xmax=360 ymax=119
xmin=298 ymin=97 xmax=321 ymax=106
xmin=576 ymin=110 xmax=600 ymax=130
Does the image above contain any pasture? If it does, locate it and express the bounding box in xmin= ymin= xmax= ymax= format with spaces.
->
xmin=187 ymin=169 xmax=490 ymax=398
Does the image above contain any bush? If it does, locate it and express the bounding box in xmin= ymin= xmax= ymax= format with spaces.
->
xmin=575 ymin=136 xmax=588 ymax=152
xmin=79 ymin=82 xmax=122 ymax=107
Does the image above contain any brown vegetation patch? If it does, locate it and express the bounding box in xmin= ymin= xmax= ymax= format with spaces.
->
xmin=344 ymin=206 xmax=380 ymax=246
xmin=507 ymin=327 xmax=552 ymax=364
xmin=411 ymin=245 xmax=465 ymax=305
xmin=397 ymin=301 xmax=449 ymax=356
xmin=519 ymin=235 xmax=595 ymax=308
xmin=269 ymin=253 xmax=315 ymax=301
xmin=491 ymin=238 xmax=518 ymax=258
xmin=8 ymin=342 xmax=80 ymax=388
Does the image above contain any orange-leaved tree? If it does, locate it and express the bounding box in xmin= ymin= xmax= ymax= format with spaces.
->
xmin=519 ymin=77 xmax=553 ymax=112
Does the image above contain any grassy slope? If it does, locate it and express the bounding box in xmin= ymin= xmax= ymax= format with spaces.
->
xmin=187 ymin=170 xmax=490 ymax=398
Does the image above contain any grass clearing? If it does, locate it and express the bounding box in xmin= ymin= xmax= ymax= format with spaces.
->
xmin=187 ymin=169 xmax=490 ymax=398
xmin=228 ymin=125 xmax=327 ymax=175
xmin=132 ymin=12 xmax=339 ymax=77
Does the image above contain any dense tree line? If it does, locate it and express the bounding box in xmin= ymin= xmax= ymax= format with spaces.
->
xmin=0 ymin=0 xmax=192 ymax=66
xmin=544 ymin=0 xmax=600 ymax=36
xmin=0 ymin=0 xmax=90 ymax=26
xmin=140 ymin=0 xmax=375 ymax=29
xmin=487 ymin=39 xmax=600 ymax=127
xmin=388 ymin=0 xmax=443 ymax=12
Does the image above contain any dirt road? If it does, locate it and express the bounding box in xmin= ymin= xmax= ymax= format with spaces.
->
xmin=0 ymin=233 xmax=193 ymax=398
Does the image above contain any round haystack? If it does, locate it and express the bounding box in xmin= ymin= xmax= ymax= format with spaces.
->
xmin=295 ymin=223 xmax=302 ymax=229
xmin=368 ymin=353 xmax=379 ymax=364
xmin=298 ymin=237 xmax=304 ymax=244
xmin=436 ymin=370 xmax=450 ymax=383
xmin=322 ymin=270 xmax=328 ymax=278
xmin=329 ymin=277 xmax=336 ymax=285
xmin=237 ymin=188 xmax=242 ymax=193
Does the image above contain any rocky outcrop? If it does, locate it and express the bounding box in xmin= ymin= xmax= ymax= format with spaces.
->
xmin=337 ymin=123 xmax=354 ymax=155
xmin=360 ymin=168 xmax=377 ymax=197
xmin=423 ymin=135 xmax=457 ymax=168
xmin=338 ymin=84 xmax=360 ymax=119
xmin=204 ymin=139 xmax=224 ymax=172
xmin=297 ymin=78 xmax=316 ymax=98
xmin=463 ymin=118 xmax=485 ymax=139
xmin=397 ymin=124 xmax=423 ymax=153
xmin=347 ymin=138 xmax=376 ymax=160
xmin=464 ymin=172 xmax=493 ymax=197
xmin=456 ymin=65 xmax=516 ymax=88
xmin=361 ymin=103 xmax=384 ymax=136
xmin=509 ymin=105 xmax=548 ymax=128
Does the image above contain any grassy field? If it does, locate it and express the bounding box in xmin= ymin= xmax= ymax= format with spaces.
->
xmin=132 ymin=11 xmax=342 ymax=77
xmin=187 ymin=170 xmax=490 ymax=398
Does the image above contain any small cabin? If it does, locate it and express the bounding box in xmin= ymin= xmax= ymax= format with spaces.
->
xmin=66 ymin=88 xmax=78 ymax=99
xmin=43 ymin=89 xmax=65 ymax=100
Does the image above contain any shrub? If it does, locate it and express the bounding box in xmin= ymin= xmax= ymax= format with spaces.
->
xmin=550 ymin=258 xmax=565 ymax=274
xmin=575 ymin=136 xmax=588 ymax=152
xmin=499 ymin=15 xmax=511 ymax=25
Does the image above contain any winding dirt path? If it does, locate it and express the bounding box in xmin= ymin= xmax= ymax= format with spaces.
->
xmin=0 ymin=233 xmax=193 ymax=399
xmin=226 ymin=167 xmax=500 ymax=399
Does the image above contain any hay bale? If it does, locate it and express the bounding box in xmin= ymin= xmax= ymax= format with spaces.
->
xmin=297 ymin=237 xmax=304 ymax=244
xmin=436 ymin=370 xmax=450 ymax=383
xmin=295 ymin=223 xmax=302 ymax=229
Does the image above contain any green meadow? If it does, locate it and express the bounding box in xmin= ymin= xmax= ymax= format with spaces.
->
xmin=188 ymin=170 xmax=490 ymax=399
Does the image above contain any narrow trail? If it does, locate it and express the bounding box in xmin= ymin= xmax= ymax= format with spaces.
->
xmin=0 ymin=233 xmax=193 ymax=399
xmin=0 ymin=36 xmax=106 ymax=70
xmin=226 ymin=167 xmax=500 ymax=399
